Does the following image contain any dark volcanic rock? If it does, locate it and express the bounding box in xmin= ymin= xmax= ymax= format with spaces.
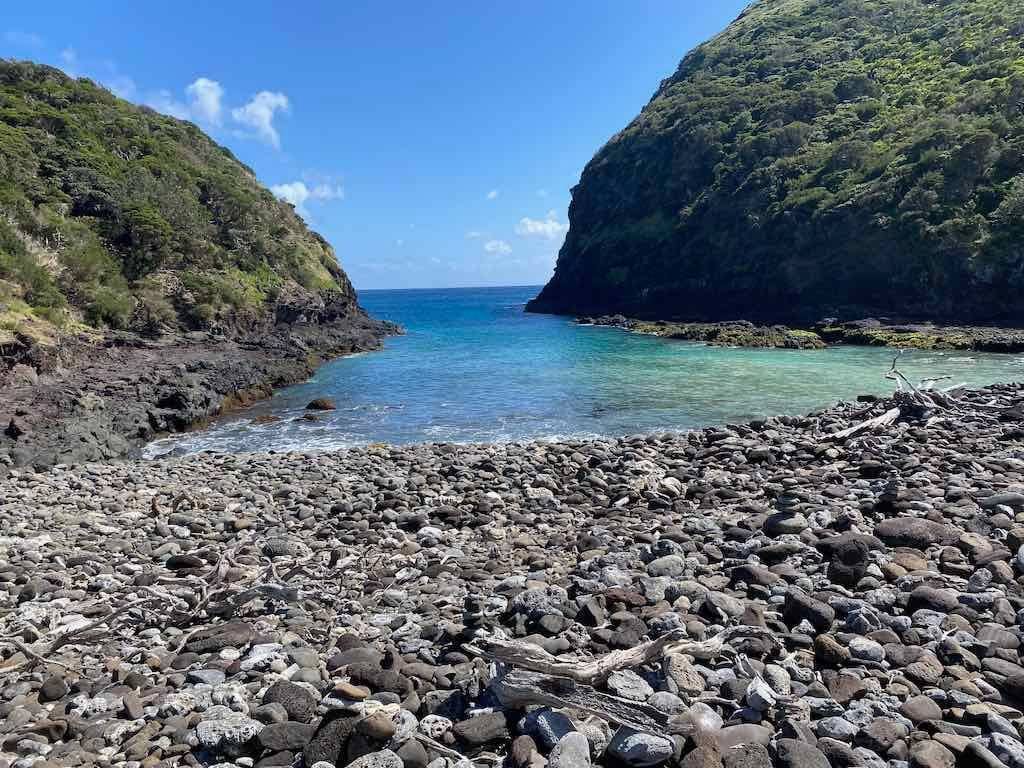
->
xmin=259 ymin=722 xmax=316 ymax=751
xmin=775 ymin=739 xmax=830 ymax=768
xmin=825 ymin=537 xmax=870 ymax=586
xmin=306 ymin=397 xmax=338 ymax=411
xmin=0 ymin=316 xmax=397 ymax=472
xmin=304 ymin=713 xmax=359 ymax=767
xmin=38 ymin=676 xmax=69 ymax=703
xmin=783 ymin=589 xmax=835 ymax=632
xmin=263 ymin=680 xmax=318 ymax=723
xmin=184 ymin=621 xmax=253 ymax=653
xmin=453 ymin=712 xmax=510 ymax=746
xmin=873 ymin=518 xmax=958 ymax=549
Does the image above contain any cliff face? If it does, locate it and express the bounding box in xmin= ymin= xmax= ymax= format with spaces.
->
xmin=0 ymin=60 xmax=368 ymax=342
xmin=528 ymin=0 xmax=1024 ymax=325
xmin=0 ymin=60 xmax=400 ymax=469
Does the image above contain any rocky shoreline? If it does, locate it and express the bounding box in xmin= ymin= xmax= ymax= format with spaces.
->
xmin=576 ymin=318 xmax=825 ymax=350
xmin=579 ymin=315 xmax=1024 ymax=353
xmin=0 ymin=313 xmax=399 ymax=472
xmin=3 ymin=384 xmax=1024 ymax=767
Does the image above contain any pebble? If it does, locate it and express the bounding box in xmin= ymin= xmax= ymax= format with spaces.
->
xmin=0 ymin=385 xmax=1021 ymax=768
xmin=607 ymin=728 xmax=675 ymax=767
xmin=607 ymin=670 xmax=654 ymax=701
xmin=549 ymin=732 xmax=592 ymax=768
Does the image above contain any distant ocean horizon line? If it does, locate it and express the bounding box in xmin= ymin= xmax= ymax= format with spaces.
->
xmin=358 ymin=284 xmax=544 ymax=294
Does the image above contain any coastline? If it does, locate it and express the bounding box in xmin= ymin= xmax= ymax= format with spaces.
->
xmin=2 ymin=383 xmax=1024 ymax=766
xmin=0 ymin=313 xmax=400 ymax=472
xmin=577 ymin=314 xmax=1024 ymax=352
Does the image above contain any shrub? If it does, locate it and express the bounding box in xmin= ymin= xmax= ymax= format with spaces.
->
xmin=0 ymin=60 xmax=352 ymax=332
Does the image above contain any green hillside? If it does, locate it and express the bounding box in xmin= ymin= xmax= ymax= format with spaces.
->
xmin=0 ymin=60 xmax=359 ymax=341
xmin=529 ymin=0 xmax=1024 ymax=325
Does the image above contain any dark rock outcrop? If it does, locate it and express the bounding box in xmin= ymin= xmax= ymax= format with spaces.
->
xmin=528 ymin=0 xmax=1024 ymax=326
xmin=0 ymin=309 xmax=397 ymax=470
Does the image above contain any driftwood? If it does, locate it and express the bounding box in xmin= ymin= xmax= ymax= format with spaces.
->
xmin=492 ymin=669 xmax=670 ymax=733
xmin=0 ymin=596 xmax=162 ymax=672
xmin=469 ymin=628 xmax=688 ymax=685
xmin=468 ymin=626 xmax=780 ymax=685
xmin=467 ymin=626 xmax=784 ymax=736
xmin=414 ymin=733 xmax=476 ymax=766
xmin=828 ymin=353 xmax=1013 ymax=441
xmin=830 ymin=407 xmax=901 ymax=440
xmin=883 ymin=354 xmax=997 ymax=411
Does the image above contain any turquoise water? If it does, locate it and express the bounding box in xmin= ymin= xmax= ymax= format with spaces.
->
xmin=145 ymin=286 xmax=1024 ymax=456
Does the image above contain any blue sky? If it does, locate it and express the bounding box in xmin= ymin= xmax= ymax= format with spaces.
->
xmin=3 ymin=1 xmax=749 ymax=289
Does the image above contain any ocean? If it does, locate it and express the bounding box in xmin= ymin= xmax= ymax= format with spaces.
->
xmin=145 ymin=285 xmax=1024 ymax=456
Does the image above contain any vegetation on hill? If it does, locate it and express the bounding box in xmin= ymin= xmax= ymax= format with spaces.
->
xmin=0 ymin=60 xmax=358 ymax=341
xmin=529 ymin=0 xmax=1024 ymax=325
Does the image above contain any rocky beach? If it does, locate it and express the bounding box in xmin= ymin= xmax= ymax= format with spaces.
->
xmin=8 ymin=5 xmax=1024 ymax=768
xmin=1 ymin=383 xmax=1024 ymax=767
xmin=0 ymin=309 xmax=399 ymax=472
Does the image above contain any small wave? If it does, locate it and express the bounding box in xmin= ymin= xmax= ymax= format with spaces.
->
xmin=347 ymin=402 xmax=402 ymax=414
xmin=534 ymin=430 xmax=606 ymax=443
xmin=423 ymin=425 xmax=460 ymax=438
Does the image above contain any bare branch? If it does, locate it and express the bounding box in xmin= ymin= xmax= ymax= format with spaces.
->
xmin=491 ymin=669 xmax=670 ymax=733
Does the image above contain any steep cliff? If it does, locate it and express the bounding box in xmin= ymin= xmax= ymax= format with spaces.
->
xmin=529 ymin=0 xmax=1024 ymax=325
xmin=0 ymin=60 xmax=368 ymax=341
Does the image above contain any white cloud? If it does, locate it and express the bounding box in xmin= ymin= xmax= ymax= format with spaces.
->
xmin=311 ymin=183 xmax=344 ymax=200
xmin=148 ymin=77 xmax=224 ymax=125
xmin=271 ymin=179 xmax=344 ymax=219
xmin=105 ymin=74 xmax=137 ymax=100
xmin=42 ymin=51 xmax=287 ymax=149
xmin=486 ymin=189 xmax=500 ymax=200
xmin=145 ymin=90 xmax=190 ymax=119
xmin=537 ymin=189 xmax=549 ymax=198
xmin=484 ymin=239 xmax=512 ymax=255
xmin=232 ymin=91 xmax=290 ymax=148
xmin=465 ymin=230 xmax=483 ymax=239
xmin=271 ymin=181 xmax=311 ymax=213
xmin=186 ymin=77 xmax=224 ymax=125
xmin=516 ymin=209 xmax=568 ymax=241
xmin=301 ymin=171 xmax=345 ymax=201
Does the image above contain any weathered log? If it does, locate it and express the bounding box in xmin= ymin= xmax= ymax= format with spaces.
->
xmin=468 ymin=628 xmax=687 ymax=685
xmin=468 ymin=626 xmax=781 ymax=685
xmin=829 ymin=407 xmax=901 ymax=441
xmin=1 ymin=596 xmax=162 ymax=672
xmin=491 ymin=669 xmax=670 ymax=733
xmin=470 ymin=626 xmax=784 ymax=735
